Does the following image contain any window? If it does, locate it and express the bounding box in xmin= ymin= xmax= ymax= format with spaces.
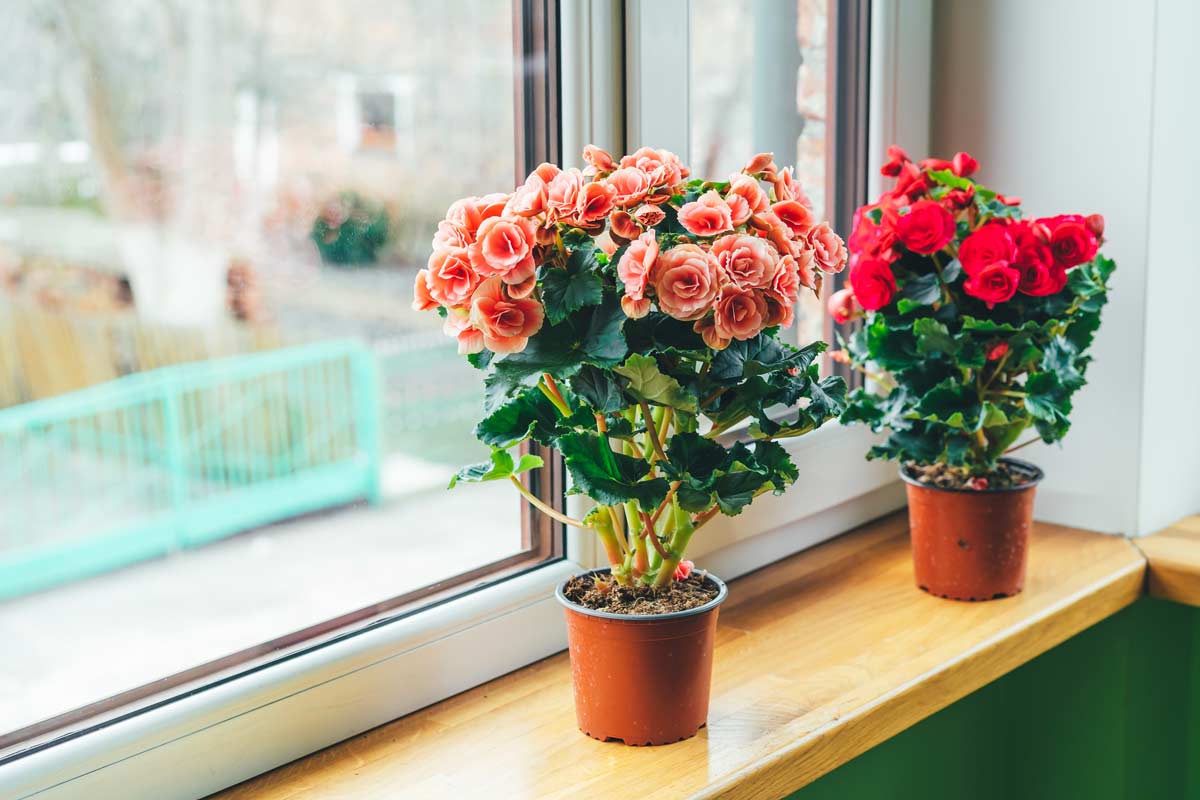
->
xmin=0 ymin=0 xmax=559 ymax=753
xmin=1 ymin=3 xmax=923 ymax=796
xmin=690 ymin=0 xmax=833 ymax=351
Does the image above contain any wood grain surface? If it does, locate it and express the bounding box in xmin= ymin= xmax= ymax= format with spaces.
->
xmin=213 ymin=514 xmax=1145 ymax=800
xmin=1137 ymin=515 xmax=1200 ymax=606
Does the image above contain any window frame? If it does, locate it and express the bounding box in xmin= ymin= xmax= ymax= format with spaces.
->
xmin=0 ymin=3 xmax=931 ymax=797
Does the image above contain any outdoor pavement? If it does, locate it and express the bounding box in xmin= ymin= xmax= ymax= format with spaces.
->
xmin=0 ymin=456 xmax=518 ymax=738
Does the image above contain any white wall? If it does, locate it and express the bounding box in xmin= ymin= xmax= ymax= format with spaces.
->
xmin=930 ymin=0 xmax=1200 ymax=535
xmin=1136 ymin=0 xmax=1200 ymax=535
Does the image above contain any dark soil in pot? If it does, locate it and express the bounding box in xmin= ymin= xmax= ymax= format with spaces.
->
xmin=901 ymin=457 xmax=1044 ymax=602
xmin=561 ymin=572 xmax=719 ymax=615
xmin=556 ymin=570 xmax=727 ymax=746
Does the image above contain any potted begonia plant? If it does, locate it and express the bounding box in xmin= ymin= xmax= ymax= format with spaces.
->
xmin=832 ymin=146 xmax=1114 ymax=601
xmin=414 ymin=146 xmax=848 ymax=744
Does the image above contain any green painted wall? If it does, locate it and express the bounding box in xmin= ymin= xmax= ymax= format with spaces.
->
xmin=792 ymin=598 xmax=1200 ymax=800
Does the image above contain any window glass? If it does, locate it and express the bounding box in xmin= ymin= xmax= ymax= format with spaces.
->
xmin=690 ymin=0 xmax=832 ymax=347
xmin=0 ymin=0 xmax=541 ymax=743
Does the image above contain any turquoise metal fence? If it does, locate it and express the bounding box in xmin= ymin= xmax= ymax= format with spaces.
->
xmin=0 ymin=340 xmax=381 ymax=600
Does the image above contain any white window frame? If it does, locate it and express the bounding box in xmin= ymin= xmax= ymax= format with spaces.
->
xmin=0 ymin=3 xmax=930 ymax=798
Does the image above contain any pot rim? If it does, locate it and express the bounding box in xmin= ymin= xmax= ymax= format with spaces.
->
xmin=899 ymin=456 xmax=1045 ymax=495
xmin=555 ymin=568 xmax=728 ymax=622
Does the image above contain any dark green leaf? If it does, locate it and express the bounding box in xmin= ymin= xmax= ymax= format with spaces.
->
xmin=913 ymin=318 xmax=959 ymax=357
xmin=613 ymin=353 xmax=697 ymax=411
xmin=713 ymin=469 xmax=770 ymax=516
xmin=557 ymin=431 xmax=669 ymax=507
xmin=539 ymin=247 xmax=604 ymax=325
xmin=662 ymin=432 xmax=726 ymax=482
xmin=914 ymin=379 xmax=982 ymax=431
xmin=474 ymin=389 xmax=560 ymax=447
xmin=901 ymin=272 xmax=943 ymax=306
xmin=449 ymin=448 xmax=542 ymax=488
xmin=568 ymin=365 xmax=627 ymax=413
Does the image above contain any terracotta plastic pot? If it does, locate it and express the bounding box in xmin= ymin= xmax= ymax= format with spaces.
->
xmin=901 ymin=458 xmax=1044 ymax=601
xmin=555 ymin=570 xmax=727 ymax=746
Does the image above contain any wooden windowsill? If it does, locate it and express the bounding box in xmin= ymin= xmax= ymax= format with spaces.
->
xmin=1137 ymin=515 xmax=1200 ymax=607
xmin=214 ymin=514 xmax=1145 ymax=800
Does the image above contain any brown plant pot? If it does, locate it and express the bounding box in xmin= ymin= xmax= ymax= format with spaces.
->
xmin=901 ymin=458 xmax=1044 ymax=602
xmin=555 ymin=570 xmax=727 ymax=746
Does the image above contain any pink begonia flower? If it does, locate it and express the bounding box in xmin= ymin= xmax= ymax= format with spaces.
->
xmin=432 ymin=219 xmax=472 ymax=251
xmin=412 ymin=269 xmax=438 ymax=311
xmin=617 ymin=231 xmax=658 ymax=301
xmin=620 ymin=295 xmax=652 ymax=319
xmin=725 ymin=192 xmax=752 ymax=227
xmin=620 ymin=146 xmax=688 ymax=188
xmin=742 ymin=153 xmax=776 ymax=175
xmin=468 ymin=216 xmax=538 ymax=288
xmin=713 ymin=286 xmax=769 ymax=341
xmin=546 ymin=168 xmax=586 ymax=222
xmin=673 ymin=560 xmax=695 ymax=581
xmin=772 ymin=167 xmax=812 ymax=207
xmin=808 ymin=222 xmax=848 ymax=273
xmin=444 ymin=197 xmax=483 ymax=238
xmin=692 ymin=315 xmax=730 ymax=351
xmin=677 ymin=191 xmax=734 ymax=237
xmin=608 ymin=210 xmax=642 ymax=242
xmin=505 ymin=173 xmax=549 ymax=217
xmin=632 ymin=204 xmax=665 ymax=228
xmin=469 ymin=277 xmax=544 ymax=354
xmin=711 ymin=234 xmax=778 ymax=290
xmin=475 ymin=193 xmax=509 ymax=222
xmin=606 ymin=167 xmax=651 ymax=209
xmin=582 ymin=144 xmax=617 ymax=173
xmin=650 ymin=244 xmax=721 ymax=321
xmin=727 ymin=174 xmax=769 ymax=216
xmin=771 ymin=199 xmax=816 ymax=238
xmin=424 ymin=247 xmax=480 ymax=307
xmin=576 ymin=180 xmax=617 ymax=225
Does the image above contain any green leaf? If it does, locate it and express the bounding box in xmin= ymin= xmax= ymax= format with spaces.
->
xmin=474 ymin=388 xmax=560 ymax=447
xmin=713 ymin=469 xmax=770 ymax=516
xmin=539 ymin=247 xmax=604 ymax=325
xmin=662 ymin=432 xmax=726 ymax=482
xmin=914 ymin=379 xmax=982 ymax=431
xmin=449 ymin=448 xmax=542 ymax=488
xmin=1024 ymin=372 xmax=1072 ymax=442
xmin=752 ymin=440 xmax=799 ymax=486
xmin=557 ymin=431 xmax=670 ymax=507
xmin=1041 ymin=336 xmax=1086 ymax=392
xmin=623 ymin=312 xmax=707 ymax=356
xmin=940 ymin=258 xmax=963 ymax=283
xmin=914 ymin=318 xmax=959 ymax=357
xmin=710 ymin=335 xmax=823 ymax=383
xmin=901 ymin=272 xmax=942 ymax=306
xmin=928 ymin=168 xmax=973 ymax=191
xmin=466 ymin=350 xmax=493 ymax=370
xmin=807 ymin=375 xmax=848 ymax=420
xmin=492 ymin=294 xmax=628 ymax=384
xmin=981 ymin=401 xmax=1010 ymax=427
xmin=613 ymin=353 xmax=697 ymax=412
xmin=568 ymin=364 xmax=627 ymax=413
xmin=579 ymin=294 xmax=629 ymax=366
xmin=676 ymin=485 xmax=714 ymax=513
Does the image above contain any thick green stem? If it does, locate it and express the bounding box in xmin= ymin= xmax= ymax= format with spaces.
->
xmin=507 ymin=475 xmax=587 ymax=529
xmin=654 ymin=499 xmax=697 ymax=588
xmin=625 ymin=501 xmax=650 ymax=578
xmin=640 ymin=401 xmax=668 ymax=462
xmin=537 ymin=379 xmax=571 ymax=417
xmin=586 ymin=506 xmax=625 ymax=573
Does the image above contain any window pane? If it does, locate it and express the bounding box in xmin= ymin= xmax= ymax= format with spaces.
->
xmin=690 ymin=0 xmax=831 ymax=347
xmin=0 ymin=0 xmax=542 ymax=743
